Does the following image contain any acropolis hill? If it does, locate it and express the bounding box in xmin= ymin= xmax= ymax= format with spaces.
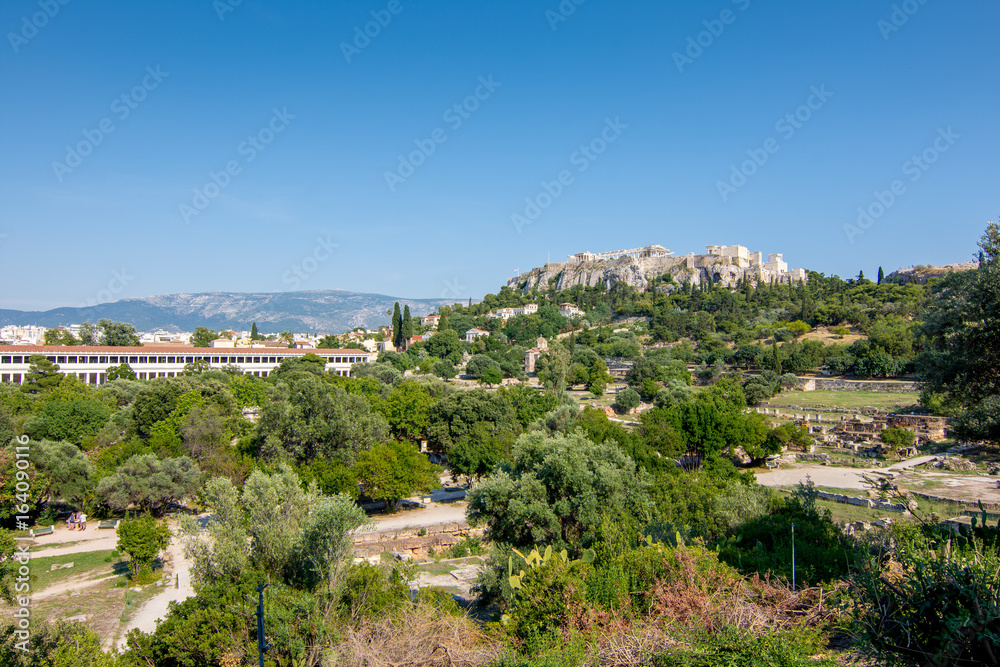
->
xmin=508 ymin=244 xmax=808 ymax=293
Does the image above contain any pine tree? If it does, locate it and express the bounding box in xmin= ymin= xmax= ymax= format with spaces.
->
xmin=858 ymin=269 xmax=866 ymax=283
xmin=877 ymin=267 xmax=884 ymax=285
xmin=392 ymin=302 xmax=403 ymax=348
xmin=401 ymin=305 xmax=413 ymax=340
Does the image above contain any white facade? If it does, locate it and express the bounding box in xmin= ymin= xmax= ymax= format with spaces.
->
xmin=706 ymin=244 xmax=751 ymax=267
xmin=764 ymin=253 xmax=788 ymax=275
xmin=0 ymin=345 xmax=372 ymax=385
xmin=0 ymin=326 xmax=46 ymax=345
xmin=559 ymin=303 xmax=584 ymax=317
xmin=465 ymin=329 xmax=489 ymax=343
xmin=487 ymin=303 xmax=539 ymax=320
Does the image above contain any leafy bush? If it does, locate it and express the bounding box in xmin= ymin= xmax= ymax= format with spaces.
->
xmin=117 ymin=513 xmax=171 ymax=578
xmin=652 ymin=626 xmax=835 ymax=667
xmin=448 ymin=536 xmax=486 ymax=558
xmin=852 ymin=517 xmax=1000 ymax=666
xmin=717 ymin=481 xmax=858 ymax=585
xmin=339 ymin=562 xmax=410 ymax=622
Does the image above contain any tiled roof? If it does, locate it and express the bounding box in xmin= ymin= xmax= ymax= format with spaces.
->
xmin=0 ymin=345 xmax=368 ymax=355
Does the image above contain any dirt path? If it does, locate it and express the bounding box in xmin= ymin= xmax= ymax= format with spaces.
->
xmin=755 ymin=465 xmax=880 ymax=490
xmin=30 ymin=529 xmax=118 ymax=558
xmin=359 ymin=500 xmax=468 ymax=534
xmin=756 ymin=456 xmax=1000 ymax=504
xmin=115 ymin=530 xmax=194 ymax=650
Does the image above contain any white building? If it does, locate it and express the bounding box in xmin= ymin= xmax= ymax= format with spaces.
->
xmin=487 ymin=303 xmax=539 ymax=320
xmin=0 ymin=326 xmax=47 ymax=345
xmin=764 ymin=253 xmax=788 ymax=275
xmin=465 ymin=328 xmax=490 ymax=343
xmin=0 ymin=345 xmax=371 ymax=385
xmin=706 ymin=244 xmax=751 ymax=268
xmin=559 ymin=303 xmax=584 ymax=318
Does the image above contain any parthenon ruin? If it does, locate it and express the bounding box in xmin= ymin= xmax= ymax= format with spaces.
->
xmin=568 ymin=244 xmax=672 ymax=263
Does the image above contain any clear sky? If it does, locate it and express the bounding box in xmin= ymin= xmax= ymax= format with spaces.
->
xmin=1 ymin=0 xmax=997 ymax=311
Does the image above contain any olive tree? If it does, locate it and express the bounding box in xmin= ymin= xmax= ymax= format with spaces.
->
xmin=96 ymin=454 xmax=201 ymax=515
xmin=466 ymin=430 xmax=652 ymax=555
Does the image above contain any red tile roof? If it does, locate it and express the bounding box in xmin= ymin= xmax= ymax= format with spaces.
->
xmin=0 ymin=345 xmax=368 ymax=355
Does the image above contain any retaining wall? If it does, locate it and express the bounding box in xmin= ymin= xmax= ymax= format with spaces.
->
xmin=801 ymin=378 xmax=920 ymax=393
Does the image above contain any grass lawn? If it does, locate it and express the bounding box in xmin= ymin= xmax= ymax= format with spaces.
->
xmin=28 ymin=549 xmax=124 ymax=591
xmin=0 ymin=548 xmax=163 ymax=647
xmin=765 ymin=390 xmax=920 ymax=411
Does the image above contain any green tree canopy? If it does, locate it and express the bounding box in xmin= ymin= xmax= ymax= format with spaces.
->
xmin=191 ymin=327 xmax=217 ymax=348
xmin=118 ymin=513 xmax=172 ymax=577
xmin=919 ymin=222 xmax=1000 ymax=444
xmin=426 ymin=388 xmax=520 ymax=453
xmin=20 ymin=355 xmax=62 ymax=394
xmin=354 ymin=441 xmax=441 ymax=509
xmin=97 ymin=319 xmax=141 ymax=346
xmin=96 ymin=453 xmax=201 ymax=515
xmin=466 ymin=430 xmax=652 ymax=555
xmin=256 ymin=372 xmax=388 ymax=465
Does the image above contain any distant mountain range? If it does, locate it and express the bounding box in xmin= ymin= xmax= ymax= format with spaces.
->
xmin=0 ymin=290 xmax=464 ymax=334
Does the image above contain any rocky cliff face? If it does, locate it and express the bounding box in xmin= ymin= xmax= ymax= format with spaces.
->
xmin=507 ymin=255 xmax=755 ymax=293
xmin=884 ymin=262 xmax=977 ymax=285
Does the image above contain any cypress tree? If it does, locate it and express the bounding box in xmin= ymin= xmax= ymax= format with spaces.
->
xmin=402 ymin=305 xmax=413 ymax=340
xmin=250 ymin=322 xmax=259 ymax=340
xmin=392 ymin=302 xmax=402 ymax=348
xmin=877 ymin=267 xmax=885 ymax=284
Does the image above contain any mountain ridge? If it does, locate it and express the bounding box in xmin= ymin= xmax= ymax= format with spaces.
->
xmin=0 ymin=290 xmax=461 ymax=334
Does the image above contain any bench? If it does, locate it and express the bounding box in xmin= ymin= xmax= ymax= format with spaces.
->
xmin=766 ymin=459 xmax=780 ymax=470
xmin=98 ymin=519 xmax=120 ymax=530
xmin=29 ymin=525 xmax=55 ymax=538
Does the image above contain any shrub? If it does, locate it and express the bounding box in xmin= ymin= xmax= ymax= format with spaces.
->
xmin=852 ymin=518 xmax=1000 ymax=666
xmin=117 ymin=513 xmax=171 ymax=578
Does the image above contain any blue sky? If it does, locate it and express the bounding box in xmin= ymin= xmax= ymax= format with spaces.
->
xmin=1 ymin=0 xmax=997 ymax=311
